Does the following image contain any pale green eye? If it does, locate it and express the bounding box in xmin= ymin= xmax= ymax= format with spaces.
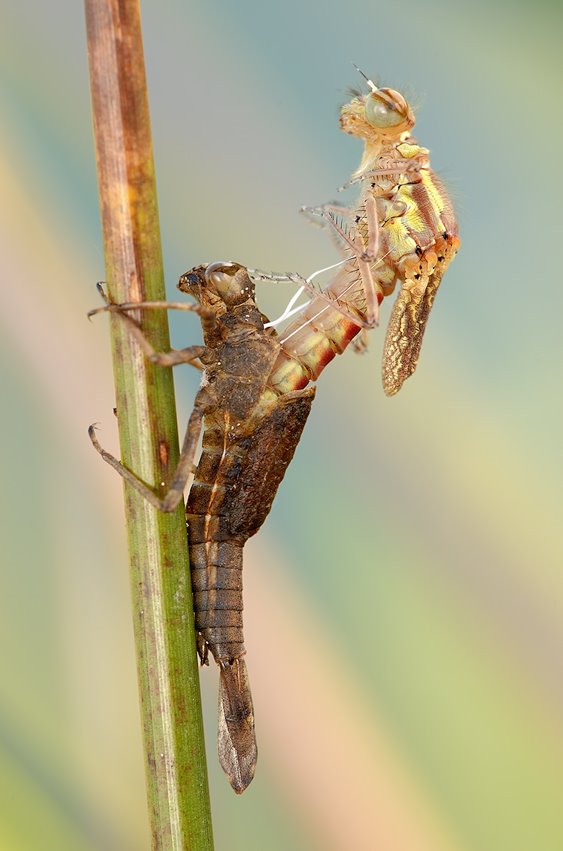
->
xmin=365 ymin=94 xmax=404 ymax=129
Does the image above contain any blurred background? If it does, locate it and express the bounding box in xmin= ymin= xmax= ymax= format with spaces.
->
xmin=2 ymin=0 xmax=563 ymax=848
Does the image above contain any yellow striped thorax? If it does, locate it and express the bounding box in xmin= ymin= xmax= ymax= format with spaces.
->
xmin=341 ymin=82 xmax=460 ymax=394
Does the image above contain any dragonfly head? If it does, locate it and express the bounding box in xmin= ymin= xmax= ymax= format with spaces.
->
xmin=179 ymin=262 xmax=256 ymax=308
xmin=340 ymin=85 xmax=415 ymax=142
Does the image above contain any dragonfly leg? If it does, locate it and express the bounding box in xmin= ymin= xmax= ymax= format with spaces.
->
xmin=89 ymin=282 xmax=214 ymax=322
xmin=89 ymin=385 xmax=211 ymax=512
xmin=355 ymin=197 xmax=381 ymax=327
xmin=299 ymin=194 xmax=384 ymax=327
xmin=315 ymin=194 xmax=379 ymax=263
xmin=351 ymin=329 xmax=369 ymax=354
xmin=300 ymin=202 xmax=353 ymax=222
xmin=89 ymin=284 xmax=212 ymax=368
xmin=338 ymin=158 xmax=425 ymax=192
xmin=311 ymin=195 xmax=381 ymax=326
xmin=113 ymin=314 xmax=206 ymax=369
xmin=301 ymin=203 xmax=356 ymax=259
xmin=252 ymin=195 xmax=382 ymax=330
xmin=89 ymin=284 xmax=215 ymax=509
xmin=251 ymin=264 xmax=375 ymax=332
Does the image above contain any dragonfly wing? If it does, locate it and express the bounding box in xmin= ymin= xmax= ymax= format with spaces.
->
xmin=382 ymin=232 xmax=459 ymax=396
xmin=382 ymin=262 xmax=445 ymax=396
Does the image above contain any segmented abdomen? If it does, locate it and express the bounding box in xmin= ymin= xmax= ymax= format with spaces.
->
xmin=269 ymin=265 xmax=375 ymax=394
xmin=186 ymin=391 xmax=314 ymax=665
xmin=186 ymin=424 xmax=248 ymax=664
xmin=189 ymin=523 xmax=245 ymax=664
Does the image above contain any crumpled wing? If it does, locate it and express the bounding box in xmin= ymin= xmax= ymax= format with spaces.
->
xmin=382 ymin=263 xmax=445 ymax=396
xmin=382 ymin=233 xmax=459 ymax=396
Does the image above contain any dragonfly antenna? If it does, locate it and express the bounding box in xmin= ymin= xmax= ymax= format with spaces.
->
xmin=352 ymin=63 xmax=377 ymax=93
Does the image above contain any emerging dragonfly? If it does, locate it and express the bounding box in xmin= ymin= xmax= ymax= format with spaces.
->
xmin=257 ymin=69 xmax=460 ymax=395
xmin=89 ymin=74 xmax=459 ymax=793
xmin=89 ymin=263 xmax=316 ymax=793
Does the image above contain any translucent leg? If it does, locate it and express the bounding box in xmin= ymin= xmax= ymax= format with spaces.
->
xmin=301 ymin=195 xmax=381 ymax=326
xmin=337 ymin=159 xmax=425 ymax=191
xmin=249 ymin=262 xmax=374 ymax=331
xmin=299 ymin=202 xmax=355 ymax=256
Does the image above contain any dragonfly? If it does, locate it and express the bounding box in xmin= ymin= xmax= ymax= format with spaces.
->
xmin=89 ymin=74 xmax=459 ymax=793
xmin=256 ymin=69 xmax=460 ymax=396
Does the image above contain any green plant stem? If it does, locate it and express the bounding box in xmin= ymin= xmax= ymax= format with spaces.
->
xmin=84 ymin=1 xmax=214 ymax=848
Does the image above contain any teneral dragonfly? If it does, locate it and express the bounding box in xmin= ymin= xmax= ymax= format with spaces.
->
xmin=260 ymin=72 xmax=459 ymax=396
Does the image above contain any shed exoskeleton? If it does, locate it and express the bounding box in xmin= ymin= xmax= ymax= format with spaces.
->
xmin=89 ymin=261 xmax=314 ymax=793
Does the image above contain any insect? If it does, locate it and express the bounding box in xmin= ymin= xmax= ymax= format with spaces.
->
xmin=89 ymin=74 xmax=459 ymax=794
xmin=89 ymin=263 xmax=315 ymax=793
xmin=258 ymin=70 xmax=459 ymax=395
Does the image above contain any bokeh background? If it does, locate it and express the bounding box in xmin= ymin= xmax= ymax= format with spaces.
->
xmin=2 ymin=0 xmax=563 ymax=848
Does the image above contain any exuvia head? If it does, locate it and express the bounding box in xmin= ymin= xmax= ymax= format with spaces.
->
xmin=179 ymin=261 xmax=255 ymax=306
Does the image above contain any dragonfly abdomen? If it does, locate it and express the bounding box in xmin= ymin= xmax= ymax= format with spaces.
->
xmin=187 ymin=496 xmax=246 ymax=665
xmin=269 ymin=269 xmax=370 ymax=394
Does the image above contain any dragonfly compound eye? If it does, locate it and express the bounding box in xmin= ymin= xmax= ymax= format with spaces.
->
xmin=364 ymin=89 xmax=411 ymax=131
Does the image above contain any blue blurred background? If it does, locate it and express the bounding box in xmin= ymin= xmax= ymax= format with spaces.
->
xmin=2 ymin=0 xmax=563 ymax=848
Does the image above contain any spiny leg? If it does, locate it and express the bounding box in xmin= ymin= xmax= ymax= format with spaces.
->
xmin=89 ymin=283 xmax=218 ymax=345
xmin=311 ymin=194 xmax=381 ymax=326
xmin=90 ymin=281 xmax=213 ymax=319
xmin=250 ymin=263 xmax=373 ymax=331
xmin=89 ymin=385 xmax=210 ymax=511
xmin=89 ymin=287 xmax=215 ymax=508
xmin=88 ymin=298 xmax=210 ymax=319
xmin=300 ymin=202 xmax=355 ymax=257
xmin=315 ymin=195 xmax=379 ymax=263
xmin=337 ymin=160 xmax=425 ymax=192
xmin=99 ymin=305 xmax=207 ymax=368
xmin=300 ymin=202 xmax=354 ymax=223
xmin=252 ymin=195 xmax=381 ymax=329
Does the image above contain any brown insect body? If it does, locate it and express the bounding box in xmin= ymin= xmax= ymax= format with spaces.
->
xmin=177 ymin=264 xmax=315 ymax=791
xmin=90 ymin=262 xmax=314 ymax=793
